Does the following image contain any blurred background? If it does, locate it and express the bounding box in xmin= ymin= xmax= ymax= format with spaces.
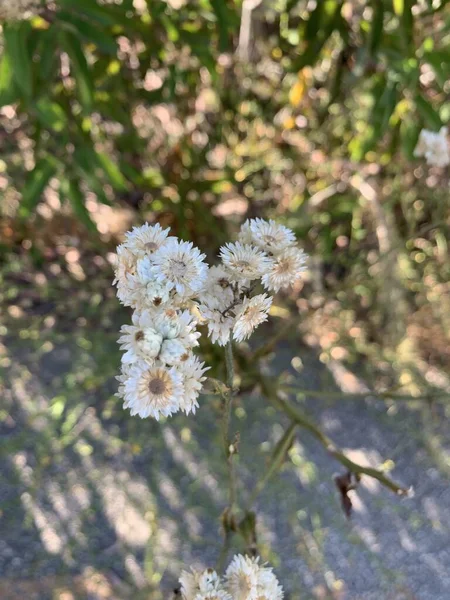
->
xmin=1 ymin=0 xmax=450 ymax=598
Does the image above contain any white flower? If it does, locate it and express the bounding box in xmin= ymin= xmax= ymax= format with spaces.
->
xmin=0 ymin=0 xmax=41 ymax=20
xmin=180 ymin=568 xmax=224 ymax=600
xmin=220 ymin=242 xmax=271 ymax=281
xmin=194 ymin=590 xmax=232 ymax=600
xmin=159 ymin=338 xmax=188 ymax=365
xmin=239 ymin=218 xmax=296 ymax=254
xmin=118 ymin=315 xmax=163 ymax=364
xmin=122 ymin=362 xmax=184 ymax=419
xmin=224 ymin=555 xmax=283 ymax=600
xmin=233 ymin=294 xmax=272 ymax=343
xmin=200 ymin=265 xmax=235 ymax=310
xmin=113 ymin=245 xmax=139 ymax=306
xmin=224 ymin=554 xmax=259 ymax=600
xmin=261 ymin=246 xmax=307 ymax=292
xmin=151 ymin=237 xmax=208 ymax=298
xmin=123 ymin=222 xmax=170 ymax=258
xmin=179 ymin=354 xmax=209 ymax=414
xmin=414 ymin=127 xmax=450 ymax=167
xmin=199 ymin=304 xmax=235 ymax=346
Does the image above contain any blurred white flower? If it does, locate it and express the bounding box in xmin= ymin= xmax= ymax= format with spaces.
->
xmin=224 ymin=554 xmax=259 ymax=600
xmin=414 ymin=127 xmax=450 ymax=167
xmin=113 ymin=245 xmax=139 ymax=306
xmin=224 ymin=555 xmax=283 ymax=600
xmin=179 ymin=568 xmax=225 ymax=600
xmin=239 ymin=218 xmax=296 ymax=254
xmin=0 ymin=0 xmax=41 ymax=20
xmin=233 ymin=294 xmax=272 ymax=342
xmin=262 ymin=246 xmax=307 ymax=292
xmin=121 ymin=362 xmax=184 ymax=419
xmin=220 ymin=242 xmax=271 ymax=281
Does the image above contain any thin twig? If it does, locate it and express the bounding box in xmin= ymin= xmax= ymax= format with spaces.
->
xmin=260 ymin=376 xmax=410 ymax=496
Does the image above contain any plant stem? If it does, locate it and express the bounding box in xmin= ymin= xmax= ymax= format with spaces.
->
xmin=217 ymin=335 xmax=238 ymax=570
xmin=260 ymin=376 xmax=410 ymax=496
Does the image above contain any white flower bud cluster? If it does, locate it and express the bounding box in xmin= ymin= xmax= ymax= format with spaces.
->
xmin=113 ymin=224 xmax=209 ymax=420
xmin=414 ymin=127 xmax=450 ymax=168
xmin=113 ymin=219 xmax=307 ymax=419
xmin=179 ymin=554 xmax=283 ymax=600
xmin=0 ymin=0 xmax=41 ymax=20
xmin=199 ymin=218 xmax=308 ymax=346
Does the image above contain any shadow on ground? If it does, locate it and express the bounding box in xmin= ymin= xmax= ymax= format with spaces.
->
xmin=1 ymin=284 xmax=450 ymax=600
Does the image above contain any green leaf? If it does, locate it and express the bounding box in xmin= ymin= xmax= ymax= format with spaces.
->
xmin=3 ymin=23 xmax=33 ymax=99
xmin=370 ymin=1 xmax=384 ymax=56
xmin=35 ymin=99 xmax=68 ymax=132
xmin=95 ymin=151 xmax=128 ymax=191
xmin=20 ymin=158 xmax=57 ymax=217
xmin=0 ymin=52 xmax=18 ymax=107
xmin=61 ymin=178 xmax=97 ymax=232
xmin=400 ymin=120 xmax=420 ymax=160
xmin=60 ymin=31 xmax=95 ymax=112
xmin=58 ymin=12 xmax=118 ymax=55
xmin=210 ymin=0 xmax=234 ymax=51
xmin=73 ymin=146 xmax=111 ymax=205
xmin=415 ymin=95 xmax=442 ymax=129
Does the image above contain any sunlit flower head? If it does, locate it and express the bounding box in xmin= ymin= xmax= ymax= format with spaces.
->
xmin=122 ymin=362 xmax=184 ymax=419
xmin=118 ymin=311 xmax=163 ymax=364
xmin=239 ymin=218 xmax=296 ymax=254
xmin=123 ymin=222 xmax=170 ymax=258
xmin=151 ymin=237 xmax=208 ymax=298
xmin=233 ymin=294 xmax=272 ymax=343
xmin=261 ymin=246 xmax=307 ymax=292
xmin=220 ymin=242 xmax=271 ymax=281
xmin=414 ymin=127 xmax=450 ymax=168
xmin=113 ymin=245 xmax=139 ymax=306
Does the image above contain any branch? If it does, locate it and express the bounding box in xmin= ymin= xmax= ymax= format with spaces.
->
xmin=260 ymin=376 xmax=410 ymax=496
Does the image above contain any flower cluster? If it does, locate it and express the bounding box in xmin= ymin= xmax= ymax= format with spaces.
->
xmin=113 ymin=219 xmax=307 ymax=419
xmin=179 ymin=554 xmax=283 ymax=600
xmin=414 ymin=127 xmax=450 ymax=168
xmin=114 ymin=224 xmax=208 ymax=420
xmin=0 ymin=0 xmax=42 ymax=20
xmin=199 ymin=218 xmax=307 ymax=346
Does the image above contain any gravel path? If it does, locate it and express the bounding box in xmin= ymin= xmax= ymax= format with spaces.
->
xmin=1 ymin=332 xmax=450 ymax=599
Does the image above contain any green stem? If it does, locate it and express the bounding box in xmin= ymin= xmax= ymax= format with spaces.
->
xmin=217 ymin=335 xmax=238 ymax=570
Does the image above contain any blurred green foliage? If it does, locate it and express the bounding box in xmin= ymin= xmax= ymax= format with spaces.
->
xmin=1 ymin=0 xmax=450 ymax=360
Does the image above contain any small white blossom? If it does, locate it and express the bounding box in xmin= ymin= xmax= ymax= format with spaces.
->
xmin=200 ymin=265 xmax=235 ymax=310
xmin=224 ymin=554 xmax=259 ymax=600
xmin=220 ymin=242 xmax=271 ymax=281
xmin=121 ymin=362 xmax=184 ymax=419
xmin=118 ymin=314 xmax=163 ymax=365
xmin=239 ymin=218 xmax=296 ymax=254
xmin=414 ymin=127 xmax=450 ymax=167
xmin=123 ymin=222 xmax=170 ymax=258
xmin=179 ymin=354 xmax=209 ymax=414
xmin=199 ymin=304 xmax=235 ymax=346
xmin=233 ymin=294 xmax=272 ymax=342
xmin=151 ymin=237 xmax=208 ymax=298
xmin=262 ymin=246 xmax=307 ymax=292
xmin=224 ymin=555 xmax=283 ymax=600
xmin=179 ymin=568 xmax=224 ymax=600
xmin=113 ymin=245 xmax=139 ymax=307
